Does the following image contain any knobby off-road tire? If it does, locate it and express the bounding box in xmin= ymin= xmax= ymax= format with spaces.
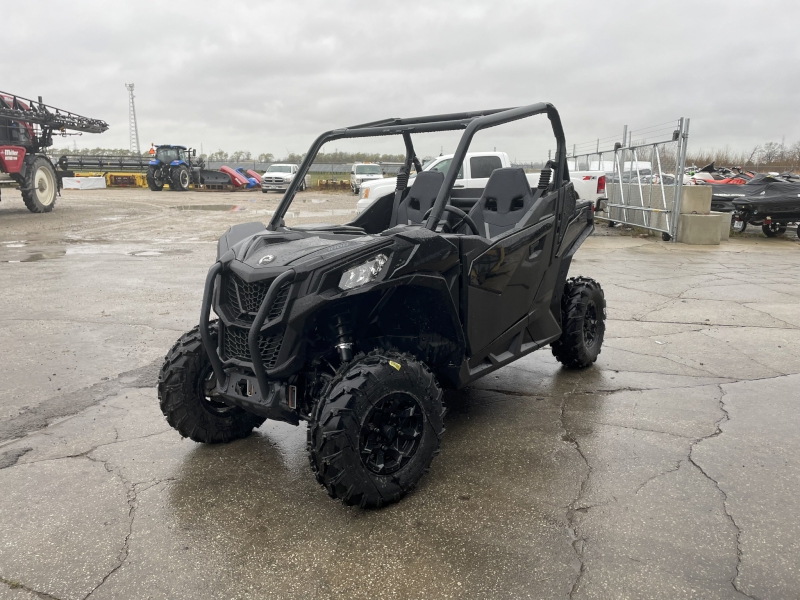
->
xmin=762 ymin=223 xmax=786 ymax=237
xmin=551 ymin=277 xmax=606 ymax=369
xmin=308 ymin=350 xmax=445 ymax=508
xmin=158 ymin=323 xmax=265 ymax=443
xmin=146 ymin=168 xmax=164 ymax=191
xmin=22 ymin=156 xmax=57 ymax=213
xmin=171 ymin=165 xmax=191 ymax=191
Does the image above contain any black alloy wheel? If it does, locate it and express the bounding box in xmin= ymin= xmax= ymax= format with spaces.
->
xmin=583 ymin=301 xmax=599 ymax=349
xmin=360 ymin=393 xmax=424 ymax=475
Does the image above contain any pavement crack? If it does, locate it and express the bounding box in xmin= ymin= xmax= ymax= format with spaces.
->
xmin=0 ymin=446 xmax=32 ymax=469
xmin=0 ymin=575 xmax=63 ymax=599
xmin=687 ymin=384 xmax=756 ymax=600
xmin=0 ymin=358 xmax=162 ymax=444
xmin=587 ymin=421 xmax=692 ymax=439
xmin=82 ymin=457 xmax=138 ymax=599
xmin=9 ymin=430 xmax=173 ymax=468
xmin=559 ymin=397 xmax=589 ymax=599
xmin=634 ymin=460 xmax=682 ymax=495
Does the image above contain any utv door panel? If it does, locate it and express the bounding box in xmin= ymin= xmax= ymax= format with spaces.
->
xmin=466 ymin=215 xmax=556 ymax=355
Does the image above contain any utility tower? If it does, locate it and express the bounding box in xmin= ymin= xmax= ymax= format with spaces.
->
xmin=125 ymin=83 xmax=141 ymax=155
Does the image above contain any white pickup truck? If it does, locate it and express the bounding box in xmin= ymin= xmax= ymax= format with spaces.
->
xmin=356 ymin=151 xmax=606 ymax=213
xmin=261 ymin=164 xmax=311 ymax=193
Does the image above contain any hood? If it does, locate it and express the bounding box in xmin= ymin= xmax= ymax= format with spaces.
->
xmin=234 ymin=233 xmax=383 ymax=269
xmin=362 ymin=176 xmax=397 ymax=189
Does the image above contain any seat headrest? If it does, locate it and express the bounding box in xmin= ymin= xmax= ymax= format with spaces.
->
xmin=480 ymin=168 xmax=532 ymax=214
xmin=406 ymin=171 xmax=445 ymax=211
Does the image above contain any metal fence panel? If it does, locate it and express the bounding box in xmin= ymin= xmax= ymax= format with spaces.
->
xmin=574 ymin=118 xmax=690 ymax=240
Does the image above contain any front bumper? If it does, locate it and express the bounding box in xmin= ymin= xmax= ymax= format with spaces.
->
xmin=262 ymin=183 xmax=290 ymax=191
xmin=200 ymin=261 xmax=299 ymax=424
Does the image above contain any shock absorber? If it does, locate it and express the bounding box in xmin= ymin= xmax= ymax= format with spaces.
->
xmin=331 ymin=309 xmax=353 ymax=362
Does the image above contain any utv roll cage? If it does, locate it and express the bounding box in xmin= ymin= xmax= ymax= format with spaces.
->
xmin=268 ymin=103 xmax=571 ymax=231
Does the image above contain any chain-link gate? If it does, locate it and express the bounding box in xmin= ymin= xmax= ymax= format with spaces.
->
xmin=570 ymin=118 xmax=690 ymax=241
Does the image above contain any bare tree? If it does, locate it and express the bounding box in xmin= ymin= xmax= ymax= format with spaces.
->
xmin=761 ymin=142 xmax=782 ymax=163
xmin=789 ymin=141 xmax=800 ymax=164
xmin=746 ymin=145 xmax=762 ymax=165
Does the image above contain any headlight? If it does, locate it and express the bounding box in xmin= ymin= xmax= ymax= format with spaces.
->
xmin=339 ymin=254 xmax=388 ymax=290
xmin=283 ymin=177 xmax=292 ymax=182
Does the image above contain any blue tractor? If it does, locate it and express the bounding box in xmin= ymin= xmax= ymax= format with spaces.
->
xmin=146 ymin=145 xmax=199 ymax=191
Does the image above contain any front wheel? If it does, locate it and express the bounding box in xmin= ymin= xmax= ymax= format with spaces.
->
xmin=731 ymin=215 xmax=747 ymax=233
xmin=762 ymin=223 xmax=786 ymax=237
xmin=551 ymin=277 xmax=606 ymax=368
xmin=308 ymin=350 xmax=444 ymax=508
xmin=22 ymin=156 xmax=57 ymax=213
xmin=158 ymin=323 xmax=265 ymax=443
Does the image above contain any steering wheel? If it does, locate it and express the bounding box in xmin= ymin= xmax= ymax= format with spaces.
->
xmin=423 ymin=205 xmax=480 ymax=236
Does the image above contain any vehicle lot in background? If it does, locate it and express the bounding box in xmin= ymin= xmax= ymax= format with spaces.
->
xmin=261 ymin=163 xmax=311 ymax=193
xmin=1 ymin=187 xmax=798 ymax=599
xmin=349 ymin=162 xmax=384 ymax=194
xmin=357 ymin=151 xmax=605 ymax=214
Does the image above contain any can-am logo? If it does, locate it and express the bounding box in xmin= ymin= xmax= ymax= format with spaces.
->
xmin=3 ymin=149 xmax=19 ymax=158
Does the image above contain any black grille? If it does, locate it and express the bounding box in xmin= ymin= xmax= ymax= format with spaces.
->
xmin=223 ymin=325 xmax=283 ymax=369
xmin=224 ymin=274 xmax=290 ymax=322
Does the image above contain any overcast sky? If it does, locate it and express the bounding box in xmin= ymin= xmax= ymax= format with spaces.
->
xmin=3 ymin=0 xmax=798 ymax=161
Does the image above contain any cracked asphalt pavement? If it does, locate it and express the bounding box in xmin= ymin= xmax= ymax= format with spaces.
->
xmin=1 ymin=188 xmax=799 ymax=599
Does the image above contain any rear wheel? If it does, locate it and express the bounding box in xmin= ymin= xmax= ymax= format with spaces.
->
xmin=308 ymin=350 xmax=444 ymax=508
xmin=171 ymin=165 xmax=191 ymax=191
xmin=158 ymin=323 xmax=265 ymax=443
xmin=146 ymin=167 xmax=164 ymax=191
xmin=762 ymin=223 xmax=786 ymax=237
xmin=551 ymin=277 xmax=606 ymax=368
xmin=22 ymin=156 xmax=57 ymax=213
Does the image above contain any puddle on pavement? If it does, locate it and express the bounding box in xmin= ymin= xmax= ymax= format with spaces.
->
xmin=1 ymin=245 xmax=191 ymax=263
xmin=1 ymin=250 xmax=67 ymax=263
xmin=126 ymin=249 xmax=192 ymax=257
xmin=172 ymin=204 xmax=246 ymax=212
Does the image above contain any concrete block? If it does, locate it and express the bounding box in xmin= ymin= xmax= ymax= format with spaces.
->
xmin=677 ymin=214 xmax=721 ymax=245
xmin=680 ymin=186 xmax=712 ymax=214
xmin=711 ymin=211 xmax=730 ymax=241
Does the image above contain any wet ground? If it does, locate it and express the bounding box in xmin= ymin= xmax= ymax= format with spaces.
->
xmin=0 ymin=187 xmax=799 ymax=599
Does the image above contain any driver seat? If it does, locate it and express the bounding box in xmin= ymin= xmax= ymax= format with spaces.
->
xmin=390 ymin=171 xmax=445 ymax=227
xmin=467 ymin=168 xmax=537 ymax=239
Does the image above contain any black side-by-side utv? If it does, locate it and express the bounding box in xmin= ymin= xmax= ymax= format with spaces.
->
xmin=158 ymin=103 xmax=606 ymax=508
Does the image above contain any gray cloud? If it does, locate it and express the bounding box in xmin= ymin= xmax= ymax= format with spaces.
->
xmin=3 ymin=0 xmax=798 ymax=160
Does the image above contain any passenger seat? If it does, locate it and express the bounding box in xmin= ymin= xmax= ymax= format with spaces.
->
xmin=390 ymin=171 xmax=445 ymax=227
xmin=467 ymin=168 xmax=540 ymax=238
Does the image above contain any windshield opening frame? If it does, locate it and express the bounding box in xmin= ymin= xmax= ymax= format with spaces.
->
xmin=267 ymin=103 xmax=568 ymax=232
